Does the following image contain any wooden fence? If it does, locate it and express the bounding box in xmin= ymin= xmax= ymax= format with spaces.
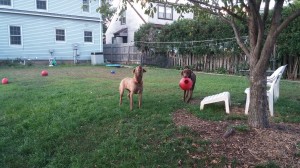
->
xmin=103 ymin=43 xmax=142 ymax=64
xmin=103 ymin=43 xmax=247 ymax=73
xmin=103 ymin=43 xmax=299 ymax=78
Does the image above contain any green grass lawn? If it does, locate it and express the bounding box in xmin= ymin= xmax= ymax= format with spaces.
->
xmin=0 ymin=65 xmax=299 ymax=167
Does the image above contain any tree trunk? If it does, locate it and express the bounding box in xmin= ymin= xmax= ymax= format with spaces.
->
xmin=286 ymin=56 xmax=299 ymax=80
xmin=292 ymin=57 xmax=299 ymax=80
xmin=248 ymin=69 xmax=270 ymax=128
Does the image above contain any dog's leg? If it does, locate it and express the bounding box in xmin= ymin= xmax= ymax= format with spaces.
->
xmin=119 ymin=87 xmax=124 ymax=106
xmin=138 ymin=93 xmax=142 ymax=109
xmin=190 ymin=90 xmax=194 ymax=102
xmin=190 ymin=90 xmax=193 ymax=101
xmin=185 ymin=90 xmax=189 ymax=102
xmin=186 ymin=90 xmax=192 ymax=103
xmin=185 ymin=90 xmax=191 ymax=102
xmin=129 ymin=92 xmax=134 ymax=111
xmin=183 ymin=90 xmax=187 ymax=102
xmin=127 ymin=92 xmax=130 ymax=99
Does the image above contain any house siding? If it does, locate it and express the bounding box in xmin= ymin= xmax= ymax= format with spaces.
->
xmin=8 ymin=0 xmax=100 ymax=18
xmin=0 ymin=0 xmax=102 ymax=61
xmin=105 ymin=0 xmax=193 ymax=44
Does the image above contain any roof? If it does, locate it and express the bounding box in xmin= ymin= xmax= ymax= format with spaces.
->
xmin=113 ymin=28 xmax=128 ymax=37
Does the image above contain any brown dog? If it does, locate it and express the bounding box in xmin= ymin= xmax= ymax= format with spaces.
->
xmin=181 ymin=67 xmax=196 ymax=103
xmin=119 ymin=65 xmax=146 ymax=110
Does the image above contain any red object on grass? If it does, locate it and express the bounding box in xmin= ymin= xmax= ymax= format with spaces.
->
xmin=41 ymin=70 xmax=48 ymax=76
xmin=179 ymin=77 xmax=193 ymax=90
xmin=2 ymin=78 xmax=8 ymax=84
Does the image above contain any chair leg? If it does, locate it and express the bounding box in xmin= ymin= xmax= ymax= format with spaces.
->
xmin=225 ymin=99 xmax=230 ymax=114
xmin=245 ymin=89 xmax=250 ymax=115
xmin=274 ymin=83 xmax=280 ymax=102
xmin=200 ymin=103 xmax=204 ymax=110
xmin=268 ymin=93 xmax=274 ymax=116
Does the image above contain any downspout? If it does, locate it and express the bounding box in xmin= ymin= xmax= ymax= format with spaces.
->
xmin=99 ymin=0 xmax=103 ymax=51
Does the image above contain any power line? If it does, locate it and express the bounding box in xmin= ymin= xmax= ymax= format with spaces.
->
xmin=134 ymin=36 xmax=248 ymax=44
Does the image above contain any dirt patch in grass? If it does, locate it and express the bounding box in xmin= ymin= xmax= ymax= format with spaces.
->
xmin=172 ymin=107 xmax=300 ymax=167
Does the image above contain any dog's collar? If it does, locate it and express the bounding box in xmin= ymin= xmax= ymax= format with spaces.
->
xmin=134 ymin=79 xmax=143 ymax=84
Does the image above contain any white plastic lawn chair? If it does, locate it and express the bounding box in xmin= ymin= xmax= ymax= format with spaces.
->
xmin=200 ymin=92 xmax=231 ymax=114
xmin=244 ymin=74 xmax=281 ymax=116
xmin=267 ymin=64 xmax=287 ymax=102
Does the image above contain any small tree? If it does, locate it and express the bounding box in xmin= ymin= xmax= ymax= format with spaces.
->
xmin=134 ymin=23 xmax=160 ymax=53
xmin=97 ymin=0 xmax=117 ymax=33
xmin=129 ymin=0 xmax=300 ymax=128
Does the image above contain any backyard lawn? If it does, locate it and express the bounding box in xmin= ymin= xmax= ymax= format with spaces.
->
xmin=0 ymin=65 xmax=299 ymax=167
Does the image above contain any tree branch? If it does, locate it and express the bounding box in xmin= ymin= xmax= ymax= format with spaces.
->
xmin=275 ymin=9 xmax=300 ymax=37
xmin=188 ymin=0 xmax=246 ymax=22
xmin=263 ymin=0 xmax=270 ymax=23
xmin=231 ymin=22 xmax=250 ymax=57
xmin=221 ymin=16 xmax=250 ymax=56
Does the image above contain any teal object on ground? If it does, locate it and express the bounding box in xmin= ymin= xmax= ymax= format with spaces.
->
xmin=106 ymin=64 xmax=121 ymax=67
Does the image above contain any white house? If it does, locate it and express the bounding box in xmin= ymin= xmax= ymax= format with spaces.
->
xmin=105 ymin=0 xmax=193 ymax=44
xmin=0 ymin=0 xmax=103 ymax=63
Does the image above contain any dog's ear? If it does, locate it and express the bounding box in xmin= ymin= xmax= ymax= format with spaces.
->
xmin=181 ymin=70 xmax=183 ymax=76
xmin=133 ymin=69 xmax=136 ymax=73
xmin=143 ymin=69 xmax=146 ymax=73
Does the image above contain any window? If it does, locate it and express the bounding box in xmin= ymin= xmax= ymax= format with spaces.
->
xmin=122 ymin=36 xmax=127 ymax=43
xmin=0 ymin=0 xmax=11 ymax=6
xmin=84 ymin=31 xmax=93 ymax=43
xmin=82 ymin=0 xmax=89 ymax=12
xmin=36 ymin=0 xmax=47 ymax=10
xmin=158 ymin=4 xmax=173 ymax=20
xmin=112 ymin=37 xmax=116 ymax=44
xmin=56 ymin=29 xmax=65 ymax=42
xmin=120 ymin=11 xmax=126 ymax=25
xmin=9 ymin=26 xmax=22 ymax=45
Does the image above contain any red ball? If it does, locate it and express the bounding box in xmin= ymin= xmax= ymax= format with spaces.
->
xmin=41 ymin=70 xmax=48 ymax=76
xmin=2 ymin=78 xmax=8 ymax=84
xmin=179 ymin=77 xmax=193 ymax=90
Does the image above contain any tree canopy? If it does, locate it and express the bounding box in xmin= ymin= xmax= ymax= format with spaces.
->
xmin=97 ymin=0 xmax=117 ymax=32
xmin=134 ymin=18 xmax=246 ymax=56
xmin=129 ymin=0 xmax=300 ymax=128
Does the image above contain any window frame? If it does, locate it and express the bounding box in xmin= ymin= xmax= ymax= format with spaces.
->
xmin=157 ymin=4 xmax=173 ymax=20
xmin=0 ymin=0 xmax=12 ymax=8
xmin=112 ymin=37 xmax=116 ymax=44
xmin=84 ymin=30 xmax=93 ymax=43
xmin=9 ymin=25 xmax=22 ymax=46
xmin=82 ymin=0 xmax=90 ymax=13
xmin=36 ymin=0 xmax=47 ymax=10
xmin=55 ymin=28 xmax=66 ymax=43
xmin=120 ymin=11 xmax=126 ymax=25
xmin=122 ymin=36 xmax=127 ymax=43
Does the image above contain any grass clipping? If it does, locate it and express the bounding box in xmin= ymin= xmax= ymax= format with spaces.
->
xmin=173 ymin=109 xmax=300 ymax=167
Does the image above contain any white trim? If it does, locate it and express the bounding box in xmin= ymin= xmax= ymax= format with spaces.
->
xmin=0 ymin=0 xmax=13 ymax=8
xmin=8 ymin=24 xmax=23 ymax=47
xmin=84 ymin=30 xmax=94 ymax=44
xmin=35 ymin=0 xmax=48 ymax=12
xmin=55 ymin=28 xmax=66 ymax=43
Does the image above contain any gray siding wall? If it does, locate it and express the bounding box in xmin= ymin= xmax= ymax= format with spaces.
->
xmin=8 ymin=0 xmax=100 ymax=17
xmin=0 ymin=0 xmax=102 ymax=61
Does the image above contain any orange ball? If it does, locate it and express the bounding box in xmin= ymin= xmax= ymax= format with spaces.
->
xmin=179 ymin=77 xmax=193 ymax=90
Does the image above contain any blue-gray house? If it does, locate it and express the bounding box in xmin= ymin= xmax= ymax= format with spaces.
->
xmin=0 ymin=0 xmax=103 ymax=64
